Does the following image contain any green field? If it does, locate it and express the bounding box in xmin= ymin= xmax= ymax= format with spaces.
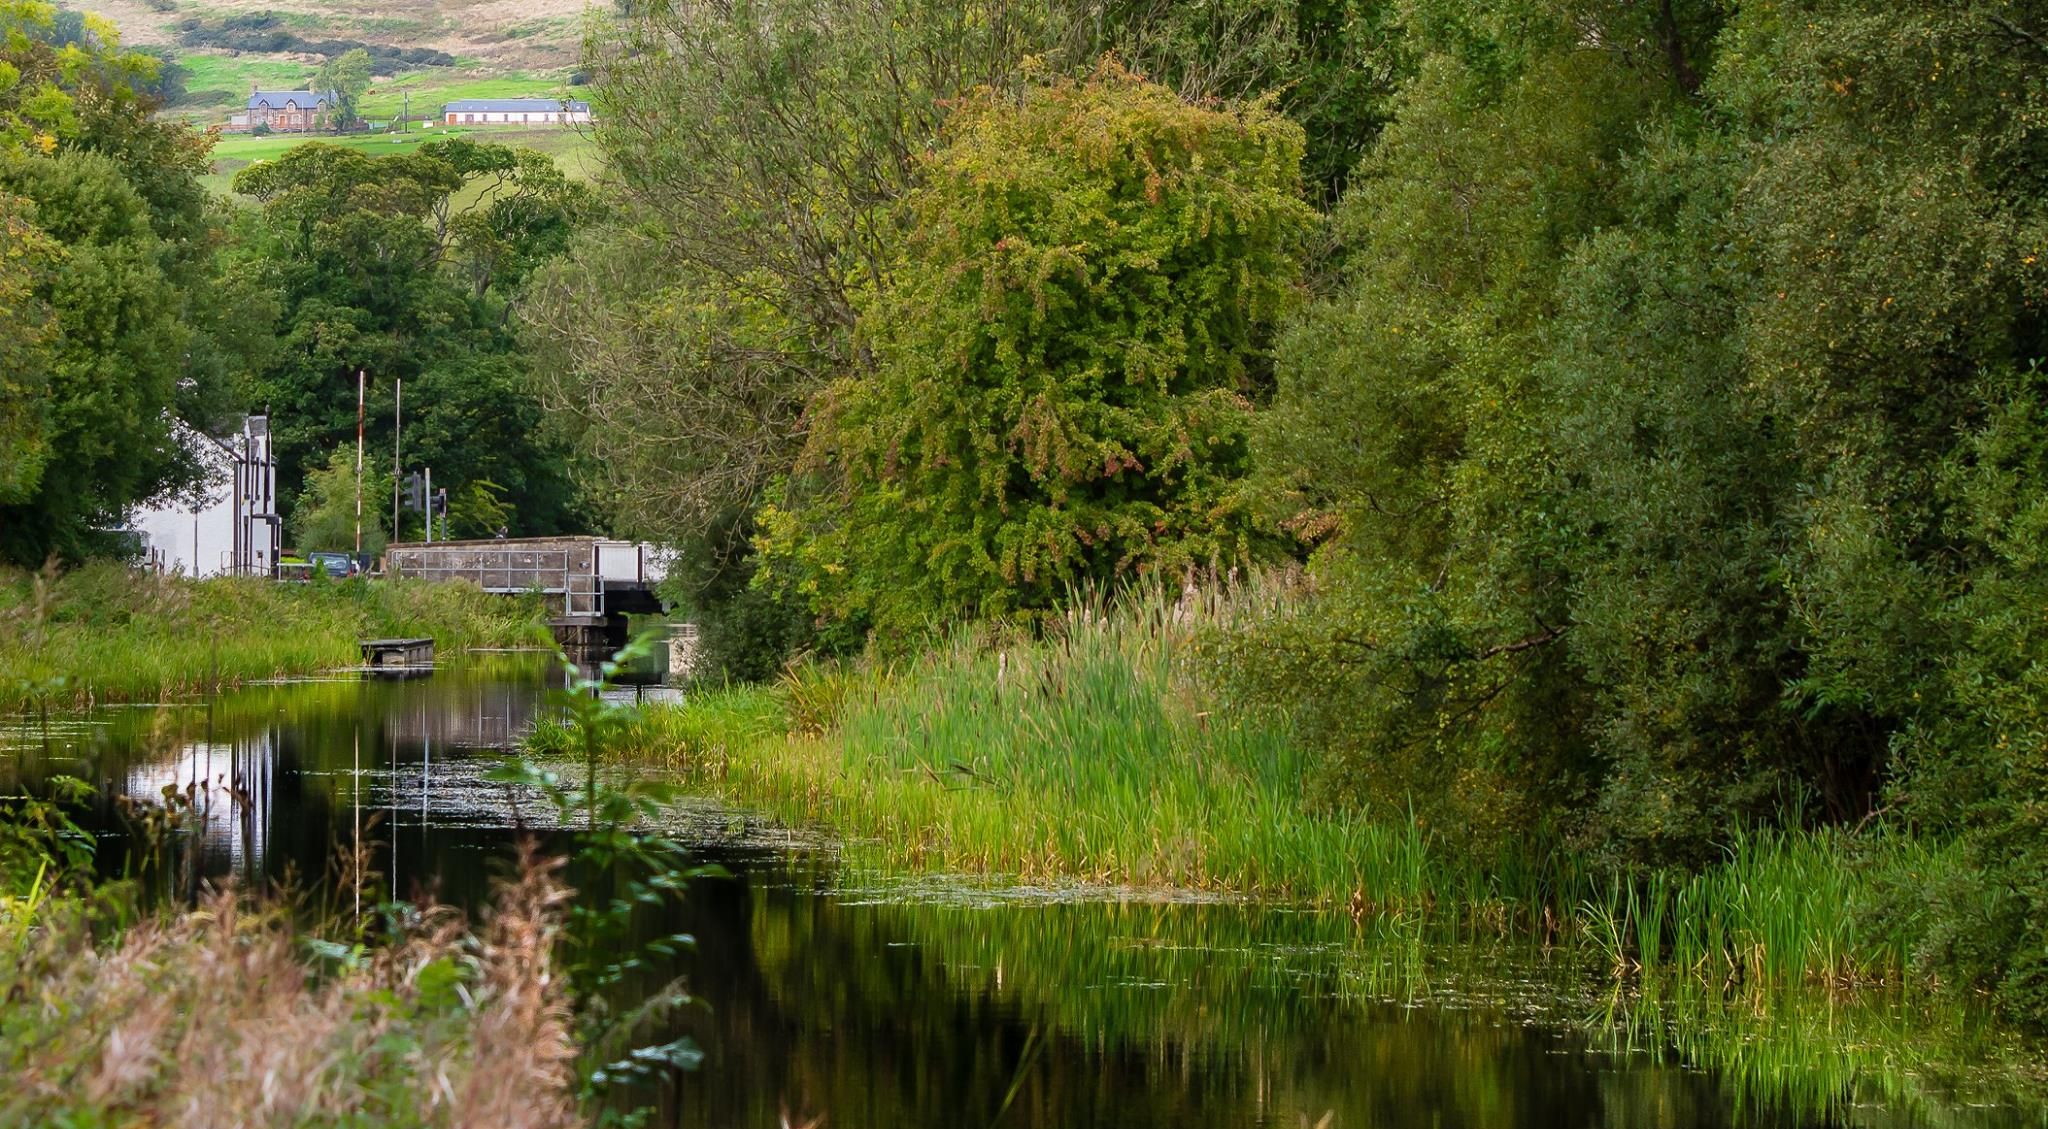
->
xmin=172 ymin=53 xmax=317 ymax=121
xmin=203 ymin=124 xmax=601 ymax=196
xmin=172 ymin=50 xmax=580 ymax=126
xmin=355 ymin=71 xmax=583 ymax=123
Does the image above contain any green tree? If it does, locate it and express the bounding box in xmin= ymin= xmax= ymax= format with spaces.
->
xmin=291 ymin=442 xmax=390 ymax=553
xmin=314 ymin=47 xmax=372 ymax=128
xmin=759 ymin=66 xmax=1315 ymax=636
xmin=234 ymin=140 xmax=589 ymax=539
xmin=539 ymin=0 xmax=1067 ymax=668
xmin=0 ymin=0 xmax=255 ymax=565
xmin=0 ymin=196 xmax=58 ymax=509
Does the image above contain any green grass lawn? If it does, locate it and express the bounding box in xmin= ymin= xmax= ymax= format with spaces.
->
xmin=204 ymin=124 xmax=601 ymax=196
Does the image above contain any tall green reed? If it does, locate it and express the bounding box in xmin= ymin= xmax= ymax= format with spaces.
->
xmin=606 ymin=580 xmax=1942 ymax=988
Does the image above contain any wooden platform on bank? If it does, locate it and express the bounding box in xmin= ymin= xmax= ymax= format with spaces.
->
xmin=360 ymin=637 xmax=435 ymax=668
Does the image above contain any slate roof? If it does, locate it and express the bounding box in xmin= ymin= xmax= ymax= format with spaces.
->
xmin=248 ymin=89 xmax=336 ymax=111
xmin=442 ymin=98 xmax=591 ymax=113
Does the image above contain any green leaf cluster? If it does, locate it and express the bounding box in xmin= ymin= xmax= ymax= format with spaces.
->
xmin=758 ymin=66 xmax=1315 ymax=636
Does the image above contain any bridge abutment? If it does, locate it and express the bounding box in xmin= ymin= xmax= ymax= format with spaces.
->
xmin=549 ymin=613 xmax=629 ymax=656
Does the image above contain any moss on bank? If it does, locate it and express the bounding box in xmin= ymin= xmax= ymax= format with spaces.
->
xmin=0 ymin=562 xmax=549 ymax=709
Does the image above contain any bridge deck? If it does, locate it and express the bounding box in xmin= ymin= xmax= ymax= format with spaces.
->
xmin=384 ymin=537 xmax=665 ymax=618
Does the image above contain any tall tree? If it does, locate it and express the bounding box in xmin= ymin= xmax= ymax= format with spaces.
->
xmin=235 ymin=140 xmax=591 ymax=539
xmin=0 ymin=0 xmax=257 ymax=565
xmin=314 ymin=47 xmax=372 ymax=128
xmin=757 ymin=66 xmax=1315 ymax=635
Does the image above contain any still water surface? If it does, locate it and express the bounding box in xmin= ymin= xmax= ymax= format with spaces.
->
xmin=3 ymin=659 xmax=2039 ymax=1129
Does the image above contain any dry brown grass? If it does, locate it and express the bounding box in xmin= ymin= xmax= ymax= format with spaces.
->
xmin=82 ymin=0 xmax=595 ymax=68
xmin=0 ymin=844 xmax=580 ymax=1129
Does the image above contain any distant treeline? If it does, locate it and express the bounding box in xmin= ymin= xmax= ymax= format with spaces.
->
xmin=173 ymin=13 xmax=455 ymax=71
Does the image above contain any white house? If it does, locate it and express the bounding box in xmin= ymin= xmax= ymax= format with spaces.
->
xmin=130 ymin=417 xmax=281 ymax=578
xmin=441 ymin=98 xmax=592 ymax=126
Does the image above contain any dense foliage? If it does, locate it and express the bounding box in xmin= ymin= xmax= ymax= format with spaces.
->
xmin=757 ymin=69 xmax=1314 ymax=635
xmin=1240 ymin=0 xmax=2048 ymax=1021
xmin=0 ymin=0 xmax=259 ymax=565
xmin=234 ymin=139 xmax=591 ymax=542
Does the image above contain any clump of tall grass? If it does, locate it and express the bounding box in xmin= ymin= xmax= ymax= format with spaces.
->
xmin=1575 ymin=827 xmax=1949 ymax=986
xmin=0 ymin=560 xmax=549 ymax=709
xmin=610 ymin=581 xmax=1940 ymax=988
xmin=619 ymin=586 xmax=1463 ymax=904
xmin=0 ymin=843 xmax=579 ymax=1128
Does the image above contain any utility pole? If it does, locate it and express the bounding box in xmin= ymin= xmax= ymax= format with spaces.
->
xmin=402 ymin=90 xmax=409 ymax=133
xmin=231 ymin=435 xmax=241 ymax=575
xmin=355 ymin=370 xmax=365 ymax=554
xmin=391 ymin=377 xmax=402 ymax=546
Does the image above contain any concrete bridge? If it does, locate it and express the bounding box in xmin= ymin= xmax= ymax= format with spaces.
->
xmin=383 ymin=536 xmax=669 ymax=652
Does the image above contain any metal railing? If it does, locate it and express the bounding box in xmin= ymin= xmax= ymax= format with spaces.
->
xmin=389 ymin=544 xmax=604 ymax=617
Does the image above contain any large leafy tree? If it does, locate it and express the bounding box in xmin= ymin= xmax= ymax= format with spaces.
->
xmin=758 ymin=66 xmax=1315 ymax=635
xmin=313 ymin=47 xmax=371 ymax=128
xmin=0 ymin=0 xmax=257 ymax=565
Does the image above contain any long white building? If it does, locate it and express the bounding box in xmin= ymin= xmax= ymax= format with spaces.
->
xmin=441 ymin=98 xmax=592 ymax=126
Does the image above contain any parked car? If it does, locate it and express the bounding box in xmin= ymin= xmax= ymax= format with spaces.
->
xmin=307 ymin=551 xmax=365 ymax=578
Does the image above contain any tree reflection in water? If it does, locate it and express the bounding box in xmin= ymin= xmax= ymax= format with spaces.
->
xmin=2 ymin=665 xmax=2037 ymax=1129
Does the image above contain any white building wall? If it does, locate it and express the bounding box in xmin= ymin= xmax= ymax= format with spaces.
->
xmin=129 ymin=417 xmax=281 ymax=577
xmin=134 ymin=496 xmax=236 ymax=578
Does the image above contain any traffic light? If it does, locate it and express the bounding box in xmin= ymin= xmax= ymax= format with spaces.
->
xmin=432 ymin=487 xmax=448 ymax=516
xmin=402 ymin=471 xmax=425 ymax=511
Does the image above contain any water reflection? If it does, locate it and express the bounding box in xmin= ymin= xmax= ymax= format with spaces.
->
xmin=2 ymin=665 xmax=2039 ymax=1129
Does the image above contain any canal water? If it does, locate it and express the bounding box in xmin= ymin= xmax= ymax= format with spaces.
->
xmin=2 ymin=658 xmax=2039 ymax=1129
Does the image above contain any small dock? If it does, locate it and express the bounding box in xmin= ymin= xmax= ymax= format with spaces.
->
xmin=360 ymin=637 xmax=435 ymax=669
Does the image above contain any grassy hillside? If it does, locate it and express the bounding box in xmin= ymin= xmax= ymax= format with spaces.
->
xmin=70 ymin=0 xmax=604 ymax=190
xmin=94 ymin=0 xmax=590 ymax=72
xmin=88 ymin=1 xmax=582 ymax=110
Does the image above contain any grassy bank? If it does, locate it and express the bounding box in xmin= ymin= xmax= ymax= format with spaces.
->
xmin=594 ymin=596 xmax=1948 ymax=989
xmin=0 ymin=562 xmax=548 ymax=709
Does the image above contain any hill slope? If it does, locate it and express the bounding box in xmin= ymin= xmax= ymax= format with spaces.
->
xmin=87 ymin=0 xmax=597 ymax=127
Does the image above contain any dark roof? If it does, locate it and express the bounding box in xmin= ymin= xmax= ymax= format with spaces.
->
xmin=442 ymin=98 xmax=591 ymax=113
xmin=248 ymin=89 xmax=336 ymax=111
